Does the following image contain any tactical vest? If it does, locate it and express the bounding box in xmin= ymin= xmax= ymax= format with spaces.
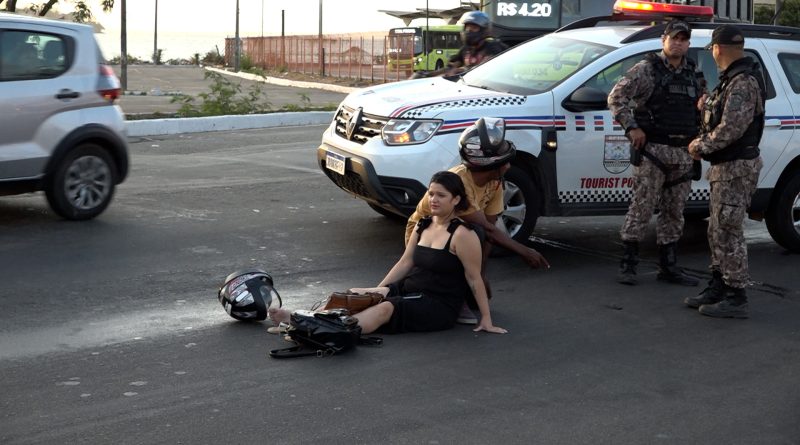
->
xmin=634 ymin=53 xmax=701 ymax=146
xmin=701 ymin=57 xmax=765 ymax=165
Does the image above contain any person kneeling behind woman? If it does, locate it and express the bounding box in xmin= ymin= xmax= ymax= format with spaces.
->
xmin=269 ymin=171 xmax=507 ymax=335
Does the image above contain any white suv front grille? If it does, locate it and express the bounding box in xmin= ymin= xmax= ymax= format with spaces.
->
xmin=334 ymin=106 xmax=388 ymax=144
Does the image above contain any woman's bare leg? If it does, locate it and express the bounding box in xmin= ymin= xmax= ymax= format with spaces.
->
xmin=353 ymin=301 xmax=394 ymax=334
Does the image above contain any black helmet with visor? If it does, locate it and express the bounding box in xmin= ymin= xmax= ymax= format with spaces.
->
xmin=218 ymin=269 xmax=282 ymax=321
xmin=458 ymin=117 xmax=516 ymax=171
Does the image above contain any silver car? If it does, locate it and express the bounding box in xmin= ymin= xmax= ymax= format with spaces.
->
xmin=0 ymin=13 xmax=128 ymax=220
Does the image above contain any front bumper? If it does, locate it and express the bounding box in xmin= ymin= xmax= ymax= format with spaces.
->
xmin=317 ymin=143 xmax=426 ymax=217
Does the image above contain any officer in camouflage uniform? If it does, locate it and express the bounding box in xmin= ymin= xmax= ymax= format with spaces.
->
xmin=608 ymin=20 xmax=702 ymax=287
xmin=686 ymin=25 xmax=765 ymax=319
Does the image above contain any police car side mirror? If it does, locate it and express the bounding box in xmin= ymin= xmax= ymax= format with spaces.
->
xmin=562 ymin=86 xmax=608 ymax=112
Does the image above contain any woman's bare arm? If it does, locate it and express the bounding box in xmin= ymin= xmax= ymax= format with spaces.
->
xmin=453 ymin=226 xmax=507 ymax=334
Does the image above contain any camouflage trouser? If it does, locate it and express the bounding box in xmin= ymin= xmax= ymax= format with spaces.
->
xmin=620 ymin=158 xmax=693 ymax=245
xmin=708 ymin=170 xmax=760 ymax=289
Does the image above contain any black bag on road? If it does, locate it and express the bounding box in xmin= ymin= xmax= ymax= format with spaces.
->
xmin=269 ymin=309 xmax=382 ymax=358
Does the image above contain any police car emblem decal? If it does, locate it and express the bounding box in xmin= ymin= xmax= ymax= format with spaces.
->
xmin=603 ymin=135 xmax=631 ymax=174
xmin=346 ymin=107 xmax=363 ymax=141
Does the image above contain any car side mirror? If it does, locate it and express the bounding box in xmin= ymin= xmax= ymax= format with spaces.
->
xmin=562 ymin=86 xmax=608 ymax=112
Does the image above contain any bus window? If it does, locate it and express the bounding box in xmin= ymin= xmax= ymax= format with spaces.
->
xmin=447 ymin=33 xmax=460 ymax=50
xmin=390 ymin=25 xmax=461 ymax=71
xmin=430 ymin=32 xmax=447 ymax=52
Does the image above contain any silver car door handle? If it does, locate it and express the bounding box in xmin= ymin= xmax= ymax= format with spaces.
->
xmin=765 ymin=119 xmax=782 ymax=127
xmin=56 ymin=89 xmax=81 ymax=99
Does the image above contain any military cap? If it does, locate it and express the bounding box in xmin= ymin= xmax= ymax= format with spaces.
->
xmin=705 ymin=24 xmax=745 ymax=49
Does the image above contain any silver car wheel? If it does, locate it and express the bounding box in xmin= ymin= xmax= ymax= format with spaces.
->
xmin=501 ymin=180 xmax=526 ymax=238
xmin=64 ymin=155 xmax=112 ymax=210
xmin=793 ymin=189 xmax=800 ymax=234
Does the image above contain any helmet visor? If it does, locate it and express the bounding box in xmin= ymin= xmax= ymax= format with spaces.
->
xmin=483 ymin=117 xmax=506 ymax=146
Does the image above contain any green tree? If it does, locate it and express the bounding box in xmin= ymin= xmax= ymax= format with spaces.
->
xmin=0 ymin=0 xmax=114 ymax=22
xmin=754 ymin=0 xmax=800 ymax=27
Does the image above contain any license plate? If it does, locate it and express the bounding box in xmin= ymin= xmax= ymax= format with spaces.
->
xmin=325 ymin=151 xmax=346 ymax=175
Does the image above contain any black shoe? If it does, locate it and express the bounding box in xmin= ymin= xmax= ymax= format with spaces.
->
xmin=617 ymin=263 xmax=637 ymax=285
xmin=617 ymin=241 xmax=639 ymax=285
xmin=699 ymin=299 xmax=749 ymax=319
xmin=684 ymin=271 xmax=723 ymax=308
xmin=657 ymin=242 xmax=699 ymax=286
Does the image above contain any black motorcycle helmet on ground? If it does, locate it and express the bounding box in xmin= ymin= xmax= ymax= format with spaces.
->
xmin=459 ymin=117 xmax=516 ymax=171
xmin=218 ymin=269 xmax=282 ymax=321
xmin=458 ymin=10 xmax=491 ymax=46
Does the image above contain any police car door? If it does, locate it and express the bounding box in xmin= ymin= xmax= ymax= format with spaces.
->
xmin=553 ymin=51 xmax=652 ymax=215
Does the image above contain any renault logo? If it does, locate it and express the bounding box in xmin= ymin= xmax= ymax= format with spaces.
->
xmin=346 ymin=107 xmax=363 ymax=141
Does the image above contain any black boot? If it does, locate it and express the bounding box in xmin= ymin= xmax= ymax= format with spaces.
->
xmin=617 ymin=241 xmax=638 ymax=285
xmin=684 ymin=270 xmax=723 ymax=308
xmin=657 ymin=242 xmax=699 ymax=286
xmin=698 ymin=284 xmax=749 ymax=319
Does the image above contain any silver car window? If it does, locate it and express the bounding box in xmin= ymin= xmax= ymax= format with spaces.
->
xmin=0 ymin=30 xmax=68 ymax=81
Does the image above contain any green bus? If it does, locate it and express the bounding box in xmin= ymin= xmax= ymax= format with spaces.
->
xmin=387 ymin=25 xmax=461 ymax=72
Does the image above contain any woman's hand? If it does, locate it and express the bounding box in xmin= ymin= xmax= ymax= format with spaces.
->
xmin=473 ymin=319 xmax=508 ymax=334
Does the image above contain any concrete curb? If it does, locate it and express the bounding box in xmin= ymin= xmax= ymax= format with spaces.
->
xmin=126 ymin=111 xmax=334 ymax=137
xmin=205 ymin=66 xmax=360 ymax=94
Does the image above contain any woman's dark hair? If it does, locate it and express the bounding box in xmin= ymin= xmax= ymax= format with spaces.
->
xmin=430 ymin=171 xmax=470 ymax=212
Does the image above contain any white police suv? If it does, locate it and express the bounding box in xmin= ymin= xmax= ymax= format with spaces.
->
xmin=317 ymin=0 xmax=800 ymax=252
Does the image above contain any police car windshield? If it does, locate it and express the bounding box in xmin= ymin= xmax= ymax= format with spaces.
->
xmin=462 ymin=34 xmax=614 ymax=95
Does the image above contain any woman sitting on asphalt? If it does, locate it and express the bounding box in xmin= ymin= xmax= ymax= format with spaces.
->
xmin=269 ymin=170 xmax=507 ymax=335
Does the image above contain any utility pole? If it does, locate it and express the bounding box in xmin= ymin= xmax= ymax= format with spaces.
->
xmin=120 ymin=0 xmax=127 ymax=90
xmin=234 ymin=0 xmax=240 ymax=71
xmin=153 ymin=0 xmax=158 ymax=64
xmin=261 ymin=0 xmax=264 ymax=68
xmin=319 ymin=0 xmax=323 ymax=76
xmin=772 ymin=0 xmax=785 ymax=24
xmin=425 ymin=0 xmax=429 ymax=70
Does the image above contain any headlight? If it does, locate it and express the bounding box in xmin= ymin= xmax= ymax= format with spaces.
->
xmin=382 ymin=119 xmax=442 ymax=145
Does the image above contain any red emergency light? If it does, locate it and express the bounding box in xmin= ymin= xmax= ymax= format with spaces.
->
xmin=613 ymin=0 xmax=714 ymax=18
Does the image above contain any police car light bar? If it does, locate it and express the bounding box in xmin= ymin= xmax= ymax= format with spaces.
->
xmin=613 ymin=0 xmax=714 ymax=18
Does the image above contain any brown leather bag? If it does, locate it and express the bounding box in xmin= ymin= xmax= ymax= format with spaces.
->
xmin=322 ymin=291 xmax=385 ymax=315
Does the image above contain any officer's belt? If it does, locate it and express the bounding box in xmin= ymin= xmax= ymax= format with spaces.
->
xmin=645 ymin=134 xmax=695 ymax=147
xmin=703 ymin=145 xmax=760 ymax=165
xmin=640 ymin=148 xmax=700 ymax=188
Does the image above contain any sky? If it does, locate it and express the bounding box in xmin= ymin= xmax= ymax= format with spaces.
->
xmin=12 ymin=0 xmax=467 ymax=59
xmin=21 ymin=0 xmax=463 ymax=35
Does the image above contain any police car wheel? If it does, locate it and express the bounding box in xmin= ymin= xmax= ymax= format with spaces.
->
xmin=499 ymin=165 xmax=539 ymax=243
xmin=765 ymin=173 xmax=800 ymax=253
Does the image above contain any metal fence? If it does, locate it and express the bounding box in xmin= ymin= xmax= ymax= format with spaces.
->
xmin=224 ymin=34 xmax=415 ymax=83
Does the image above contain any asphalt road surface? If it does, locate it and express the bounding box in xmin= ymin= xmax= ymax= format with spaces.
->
xmin=1 ymin=126 xmax=799 ymax=444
